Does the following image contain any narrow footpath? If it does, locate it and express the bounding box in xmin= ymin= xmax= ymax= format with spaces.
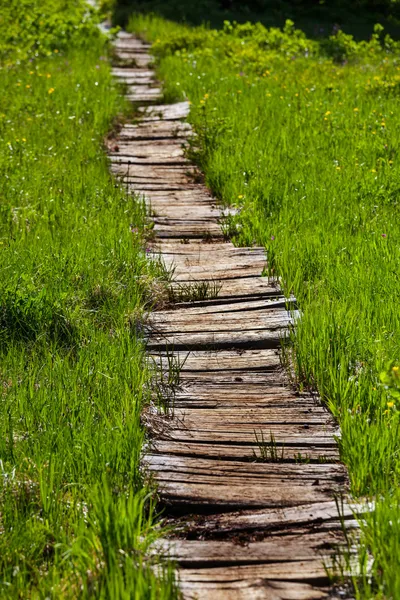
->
xmin=110 ymin=31 xmax=355 ymax=600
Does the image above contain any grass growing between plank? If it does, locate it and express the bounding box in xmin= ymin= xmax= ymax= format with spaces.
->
xmin=0 ymin=3 xmax=179 ymax=598
xmin=131 ymin=14 xmax=400 ymax=598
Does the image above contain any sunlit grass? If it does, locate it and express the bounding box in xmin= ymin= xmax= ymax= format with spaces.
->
xmin=131 ymin=14 xmax=400 ymax=598
xmin=0 ymin=11 xmax=178 ymax=599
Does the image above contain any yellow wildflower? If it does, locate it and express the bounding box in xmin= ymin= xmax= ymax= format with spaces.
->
xmin=387 ymin=401 xmax=395 ymax=408
xmin=26 ymin=84 xmax=30 ymax=89
xmin=48 ymin=88 xmax=55 ymax=94
xmin=325 ymin=110 xmax=331 ymax=116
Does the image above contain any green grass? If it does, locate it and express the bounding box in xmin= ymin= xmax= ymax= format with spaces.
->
xmin=131 ymin=14 xmax=400 ymax=598
xmin=0 ymin=3 xmax=179 ymax=598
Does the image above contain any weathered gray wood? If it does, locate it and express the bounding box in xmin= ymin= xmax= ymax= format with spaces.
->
xmin=138 ymin=101 xmax=191 ymax=121
xmin=178 ymin=579 xmax=328 ymax=600
xmin=160 ymin=531 xmax=343 ymax=566
xmin=114 ymin=52 xmax=154 ymax=67
xmin=149 ymin=311 xmax=293 ymax=335
xmin=110 ymin=142 xmax=187 ymax=157
xmin=112 ymin=68 xmax=155 ymax=79
xmin=146 ymin=423 xmax=339 ymax=445
xmin=119 ymin=121 xmax=193 ymax=140
xmin=178 ymin=561 xmax=330 ymax=582
xmin=150 ymin=348 xmax=281 ymax=371
xmin=149 ymin=440 xmax=340 ymax=461
xmin=147 ymin=327 xmax=288 ymax=351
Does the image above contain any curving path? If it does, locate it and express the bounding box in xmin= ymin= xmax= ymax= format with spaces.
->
xmin=110 ymin=31 xmax=355 ymax=600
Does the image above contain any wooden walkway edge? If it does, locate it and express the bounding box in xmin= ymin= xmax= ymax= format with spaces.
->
xmin=110 ymin=31 xmax=356 ymax=600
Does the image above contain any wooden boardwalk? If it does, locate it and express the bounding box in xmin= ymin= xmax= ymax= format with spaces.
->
xmin=111 ymin=32 xmax=354 ymax=600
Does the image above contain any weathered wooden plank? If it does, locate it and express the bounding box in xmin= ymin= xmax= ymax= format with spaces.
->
xmin=111 ymin=141 xmax=187 ymax=156
xmin=112 ymin=68 xmax=155 ymax=79
xmin=150 ymin=348 xmax=281 ymax=371
xmin=164 ymin=407 xmax=332 ymax=427
xmin=138 ymin=101 xmax=191 ymax=121
xmin=145 ymin=468 xmax=343 ymax=508
xmin=160 ymin=531 xmax=342 ymax=566
xmin=149 ymin=311 xmax=294 ymax=334
xmin=162 ymin=260 xmax=267 ymax=279
xmin=154 ymin=224 xmax=223 ymax=239
xmin=178 ymin=561 xmax=330 ymax=582
xmin=119 ymin=121 xmax=193 ymax=140
xmin=146 ymin=424 xmax=339 ymax=445
xmin=178 ymin=579 xmax=328 ymax=600
xmin=147 ymin=323 xmax=292 ymax=351
xmin=126 ymin=91 xmax=163 ymax=103
xmin=109 ymin=153 xmax=189 ymax=165
xmin=149 ymin=440 xmax=340 ymax=461
xmin=175 ymin=500 xmax=360 ymax=536
xmin=152 ymin=304 xmax=289 ymax=322
xmin=167 ymin=276 xmax=281 ymax=300
xmin=164 ymin=265 xmax=269 ymax=280
xmin=157 ymin=245 xmax=265 ymax=258
xmin=114 ymin=52 xmax=154 ymax=67
xmin=112 ymin=168 xmax=197 ymax=185
xmin=118 ymin=76 xmax=157 ymax=85
xmin=152 ymin=299 xmax=292 ymax=319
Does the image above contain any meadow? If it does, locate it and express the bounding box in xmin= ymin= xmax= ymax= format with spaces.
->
xmin=0 ymin=1 xmax=178 ymax=597
xmin=130 ymin=13 xmax=400 ymax=598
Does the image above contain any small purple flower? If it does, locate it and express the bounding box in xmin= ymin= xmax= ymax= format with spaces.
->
xmin=382 ymin=233 xmax=387 ymax=238
xmin=271 ymin=235 xmax=275 ymax=241
xmin=130 ymin=224 xmax=139 ymax=234
xmin=145 ymin=248 xmax=151 ymax=254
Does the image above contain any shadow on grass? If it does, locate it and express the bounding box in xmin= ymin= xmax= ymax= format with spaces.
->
xmin=112 ymin=0 xmax=400 ymax=40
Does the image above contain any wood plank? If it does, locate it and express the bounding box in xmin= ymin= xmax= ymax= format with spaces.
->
xmin=112 ymin=68 xmax=155 ymax=78
xmin=151 ymin=298 xmax=292 ymax=317
xmin=145 ymin=456 xmax=346 ymax=481
xmin=177 ymin=579 xmax=328 ymax=600
xmin=114 ymin=53 xmax=154 ymax=67
xmin=147 ymin=328 xmax=287 ymax=350
xmin=178 ymin=561 xmax=330 ymax=582
xmin=164 ymin=407 xmax=333 ymax=427
xmin=150 ymin=348 xmax=281 ymax=371
xmin=150 ymin=440 xmax=340 ymax=461
xmin=174 ymin=500 xmax=361 ymax=536
xmin=110 ymin=142 xmax=187 ymax=157
xmin=149 ymin=310 xmax=294 ymax=334
xmin=167 ymin=276 xmax=281 ymax=300
xmin=119 ymin=121 xmax=192 ymax=140
xmin=138 ymin=101 xmax=191 ymax=121
xmin=146 ymin=423 xmax=339 ymax=445
xmin=160 ymin=531 xmax=343 ymax=566
xmin=161 ymin=259 xmax=267 ymax=278
xmin=109 ymin=153 xmax=189 ymax=165
xmin=154 ymin=224 xmax=223 ymax=238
